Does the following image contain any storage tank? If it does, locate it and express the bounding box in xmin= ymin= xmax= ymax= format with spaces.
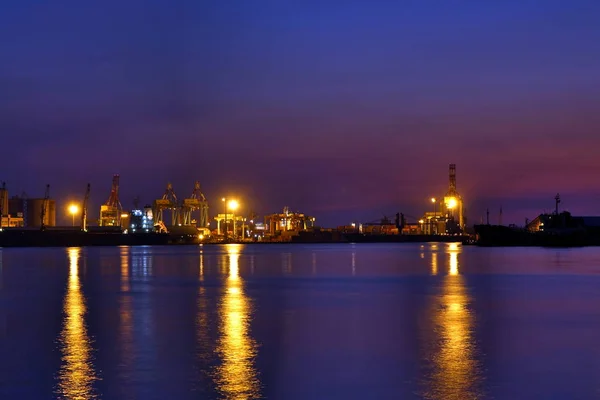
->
xmin=0 ymin=188 xmax=8 ymax=216
xmin=27 ymin=199 xmax=56 ymax=228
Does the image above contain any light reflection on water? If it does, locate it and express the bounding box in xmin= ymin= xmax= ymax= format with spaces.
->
xmin=423 ymin=243 xmax=483 ymax=399
xmin=6 ymin=243 xmax=599 ymax=399
xmin=118 ymin=246 xmax=134 ymax=394
xmin=215 ymin=244 xmax=261 ymax=400
xmin=55 ymin=248 xmax=99 ymax=399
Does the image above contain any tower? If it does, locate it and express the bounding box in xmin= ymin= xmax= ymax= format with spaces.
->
xmin=449 ymin=163 xmax=456 ymax=192
xmin=443 ymin=163 xmax=464 ymax=230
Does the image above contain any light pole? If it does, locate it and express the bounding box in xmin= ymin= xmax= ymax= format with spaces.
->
xmin=227 ymin=199 xmax=239 ymax=239
xmin=68 ymin=204 xmax=79 ymax=227
xmin=221 ymin=197 xmax=227 ymax=239
xmin=430 ymin=198 xmax=436 ymax=234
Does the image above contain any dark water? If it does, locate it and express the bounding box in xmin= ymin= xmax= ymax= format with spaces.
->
xmin=1 ymin=244 xmax=600 ymax=399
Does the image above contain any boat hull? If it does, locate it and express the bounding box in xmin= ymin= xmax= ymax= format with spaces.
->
xmin=0 ymin=230 xmax=170 ymax=248
xmin=474 ymin=224 xmax=598 ymax=247
xmin=343 ymin=233 xmax=469 ymax=243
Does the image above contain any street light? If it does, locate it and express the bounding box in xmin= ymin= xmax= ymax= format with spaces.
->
xmin=227 ymin=199 xmax=239 ymax=239
xmin=221 ymin=198 xmax=240 ymax=239
xmin=430 ymin=198 xmax=437 ymax=235
xmin=221 ymin=198 xmax=227 ymax=236
xmin=227 ymin=199 xmax=239 ymax=211
xmin=68 ymin=204 xmax=79 ymax=227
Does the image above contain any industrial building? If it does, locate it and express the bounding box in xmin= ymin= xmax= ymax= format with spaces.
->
xmin=0 ymin=186 xmax=21 ymax=228
xmin=129 ymin=205 xmax=155 ymax=233
xmin=264 ymin=207 xmax=315 ymax=240
xmin=8 ymin=196 xmax=55 ymax=228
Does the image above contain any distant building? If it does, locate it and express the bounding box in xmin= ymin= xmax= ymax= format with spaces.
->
xmin=265 ymin=207 xmax=315 ymax=239
xmin=9 ymin=197 xmax=56 ymax=228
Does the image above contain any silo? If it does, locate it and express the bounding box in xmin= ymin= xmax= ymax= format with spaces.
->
xmin=27 ymin=199 xmax=56 ymax=228
xmin=0 ymin=188 xmax=7 ymax=216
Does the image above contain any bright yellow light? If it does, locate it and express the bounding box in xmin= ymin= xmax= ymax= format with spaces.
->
xmin=431 ymin=197 xmax=436 ymax=203
xmin=221 ymin=197 xmax=226 ymax=202
xmin=448 ymin=243 xmax=459 ymax=275
xmin=227 ymin=199 xmax=239 ymax=211
xmin=446 ymin=197 xmax=458 ymax=209
xmin=419 ymin=219 xmax=424 ymax=224
xmin=120 ymin=213 xmax=129 ymax=218
xmin=68 ymin=204 xmax=79 ymax=215
xmin=198 ymin=234 xmax=204 ymax=240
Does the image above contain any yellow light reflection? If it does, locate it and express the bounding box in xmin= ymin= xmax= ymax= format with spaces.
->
xmin=425 ymin=243 xmax=479 ymax=399
xmin=120 ymin=246 xmax=130 ymax=292
xmin=448 ymin=243 xmax=459 ymax=275
xmin=118 ymin=247 xmax=133 ymax=398
xmin=199 ymin=250 xmax=204 ymax=282
xmin=215 ymin=244 xmax=260 ymax=399
xmin=195 ymin=252 xmax=210 ymax=386
xmin=431 ymin=251 xmax=438 ymax=275
xmin=56 ymin=248 xmax=98 ymax=399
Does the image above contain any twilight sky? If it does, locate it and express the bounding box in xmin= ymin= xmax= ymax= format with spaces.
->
xmin=2 ymin=0 xmax=600 ymax=226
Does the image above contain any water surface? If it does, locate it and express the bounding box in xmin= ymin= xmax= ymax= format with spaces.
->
xmin=1 ymin=243 xmax=600 ymax=399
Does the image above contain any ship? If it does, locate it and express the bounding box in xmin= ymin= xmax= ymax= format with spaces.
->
xmin=0 ymin=227 xmax=170 ymax=248
xmin=474 ymin=194 xmax=600 ymax=247
xmin=343 ymin=232 xmax=469 ymax=243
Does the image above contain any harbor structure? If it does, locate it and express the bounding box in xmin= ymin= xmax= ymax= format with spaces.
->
xmin=99 ymin=175 xmax=123 ymax=227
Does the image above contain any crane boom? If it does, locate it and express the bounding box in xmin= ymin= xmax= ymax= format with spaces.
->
xmin=81 ymin=183 xmax=90 ymax=231
xmin=41 ymin=184 xmax=50 ymax=231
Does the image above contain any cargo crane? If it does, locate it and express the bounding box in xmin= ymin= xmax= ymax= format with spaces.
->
xmin=153 ymin=183 xmax=178 ymax=227
xmin=40 ymin=184 xmax=50 ymax=231
xmin=81 ymin=183 xmax=90 ymax=231
xmin=20 ymin=191 xmax=28 ymax=227
xmin=99 ymin=174 xmax=123 ymax=226
xmin=180 ymin=181 xmax=209 ymax=227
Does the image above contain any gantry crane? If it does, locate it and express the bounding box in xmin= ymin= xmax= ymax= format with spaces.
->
xmin=153 ymin=183 xmax=179 ymax=227
xmin=81 ymin=183 xmax=90 ymax=231
xmin=181 ymin=181 xmax=209 ymax=227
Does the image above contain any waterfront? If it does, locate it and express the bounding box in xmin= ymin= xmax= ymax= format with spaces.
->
xmin=1 ymin=244 xmax=600 ymax=399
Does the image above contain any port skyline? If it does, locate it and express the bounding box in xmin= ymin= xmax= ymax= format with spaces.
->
xmin=2 ymin=1 xmax=600 ymax=227
xmin=2 ymin=168 xmax=599 ymax=229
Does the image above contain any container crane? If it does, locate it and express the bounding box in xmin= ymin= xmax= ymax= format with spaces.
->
xmin=181 ymin=181 xmax=209 ymax=227
xmin=153 ymin=183 xmax=178 ymax=227
xmin=81 ymin=183 xmax=90 ymax=231
xmin=40 ymin=184 xmax=50 ymax=231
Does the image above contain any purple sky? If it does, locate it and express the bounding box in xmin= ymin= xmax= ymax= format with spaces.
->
xmin=2 ymin=0 xmax=600 ymax=226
